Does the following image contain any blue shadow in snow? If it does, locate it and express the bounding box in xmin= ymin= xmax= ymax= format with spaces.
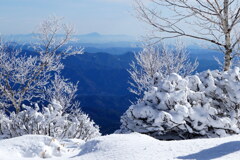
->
xmin=178 ymin=141 xmax=240 ymax=160
xmin=71 ymin=140 xmax=101 ymax=158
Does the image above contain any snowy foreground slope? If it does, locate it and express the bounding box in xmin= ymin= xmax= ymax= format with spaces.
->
xmin=0 ymin=133 xmax=240 ymax=160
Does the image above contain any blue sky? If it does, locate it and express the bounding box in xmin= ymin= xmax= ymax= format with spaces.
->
xmin=0 ymin=0 xmax=147 ymax=36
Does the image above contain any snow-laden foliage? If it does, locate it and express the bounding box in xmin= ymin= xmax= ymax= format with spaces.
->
xmin=0 ymin=16 xmax=100 ymax=141
xmin=118 ymin=68 xmax=240 ymax=139
xmin=0 ymin=16 xmax=83 ymax=114
xmin=0 ymin=100 xmax=100 ymax=140
xmin=0 ymin=74 xmax=100 ymax=140
xmin=128 ymin=42 xmax=198 ymax=96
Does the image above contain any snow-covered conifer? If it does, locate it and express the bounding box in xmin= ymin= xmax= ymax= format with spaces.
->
xmin=118 ymin=68 xmax=240 ymax=139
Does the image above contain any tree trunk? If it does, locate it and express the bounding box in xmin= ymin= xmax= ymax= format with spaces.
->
xmin=224 ymin=50 xmax=232 ymax=71
xmin=15 ymin=102 xmax=22 ymax=114
xmin=223 ymin=0 xmax=232 ymax=71
xmin=15 ymin=106 xmax=20 ymax=114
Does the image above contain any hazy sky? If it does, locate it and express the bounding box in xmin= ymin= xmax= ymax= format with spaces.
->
xmin=0 ymin=0 xmax=148 ymax=36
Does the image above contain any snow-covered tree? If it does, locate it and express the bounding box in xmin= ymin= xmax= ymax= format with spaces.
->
xmin=0 ymin=100 xmax=100 ymax=140
xmin=0 ymin=16 xmax=83 ymax=114
xmin=128 ymin=42 xmax=198 ymax=97
xmin=0 ymin=16 xmax=100 ymax=140
xmin=0 ymin=74 xmax=100 ymax=140
xmin=44 ymin=73 xmax=80 ymax=111
xmin=118 ymin=68 xmax=240 ymax=140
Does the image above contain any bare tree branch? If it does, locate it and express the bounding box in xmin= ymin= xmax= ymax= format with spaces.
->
xmin=135 ymin=0 xmax=240 ymax=70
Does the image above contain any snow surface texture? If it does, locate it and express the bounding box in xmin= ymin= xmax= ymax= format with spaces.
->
xmin=119 ymin=68 xmax=240 ymax=139
xmin=0 ymin=133 xmax=240 ymax=160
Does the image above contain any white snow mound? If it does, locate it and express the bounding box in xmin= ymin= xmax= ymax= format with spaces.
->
xmin=1 ymin=133 xmax=240 ymax=160
xmin=0 ymin=135 xmax=67 ymax=159
xmin=77 ymin=133 xmax=162 ymax=160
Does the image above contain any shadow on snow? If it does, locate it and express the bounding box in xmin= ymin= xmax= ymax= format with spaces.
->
xmin=178 ymin=141 xmax=240 ymax=160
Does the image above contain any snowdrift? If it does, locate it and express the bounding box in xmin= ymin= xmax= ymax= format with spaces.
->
xmin=0 ymin=133 xmax=240 ymax=160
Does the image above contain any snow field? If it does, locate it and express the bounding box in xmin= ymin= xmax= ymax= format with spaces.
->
xmin=0 ymin=133 xmax=240 ymax=160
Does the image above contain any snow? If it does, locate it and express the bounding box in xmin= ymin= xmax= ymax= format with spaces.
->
xmin=0 ymin=133 xmax=240 ymax=160
xmin=0 ymin=100 xmax=100 ymax=140
xmin=119 ymin=68 xmax=240 ymax=139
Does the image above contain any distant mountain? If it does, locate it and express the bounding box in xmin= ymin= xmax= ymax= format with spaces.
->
xmin=62 ymin=49 xmax=222 ymax=96
xmin=4 ymin=32 xmax=139 ymax=46
xmin=189 ymin=48 xmax=223 ymax=72
xmin=4 ymin=33 xmax=38 ymax=43
xmin=83 ymin=47 xmax=141 ymax=55
xmin=62 ymin=52 xmax=135 ymax=96
xmin=61 ymin=52 xmax=136 ymax=134
xmin=5 ymin=33 xmax=141 ymax=55
xmin=74 ymin=32 xmax=137 ymax=43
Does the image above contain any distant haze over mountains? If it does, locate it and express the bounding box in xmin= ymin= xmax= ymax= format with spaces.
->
xmin=4 ymin=32 xmax=139 ymax=46
xmin=5 ymin=32 xmax=142 ymax=55
xmin=5 ymin=32 xmax=222 ymax=56
xmin=75 ymin=32 xmax=138 ymax=43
